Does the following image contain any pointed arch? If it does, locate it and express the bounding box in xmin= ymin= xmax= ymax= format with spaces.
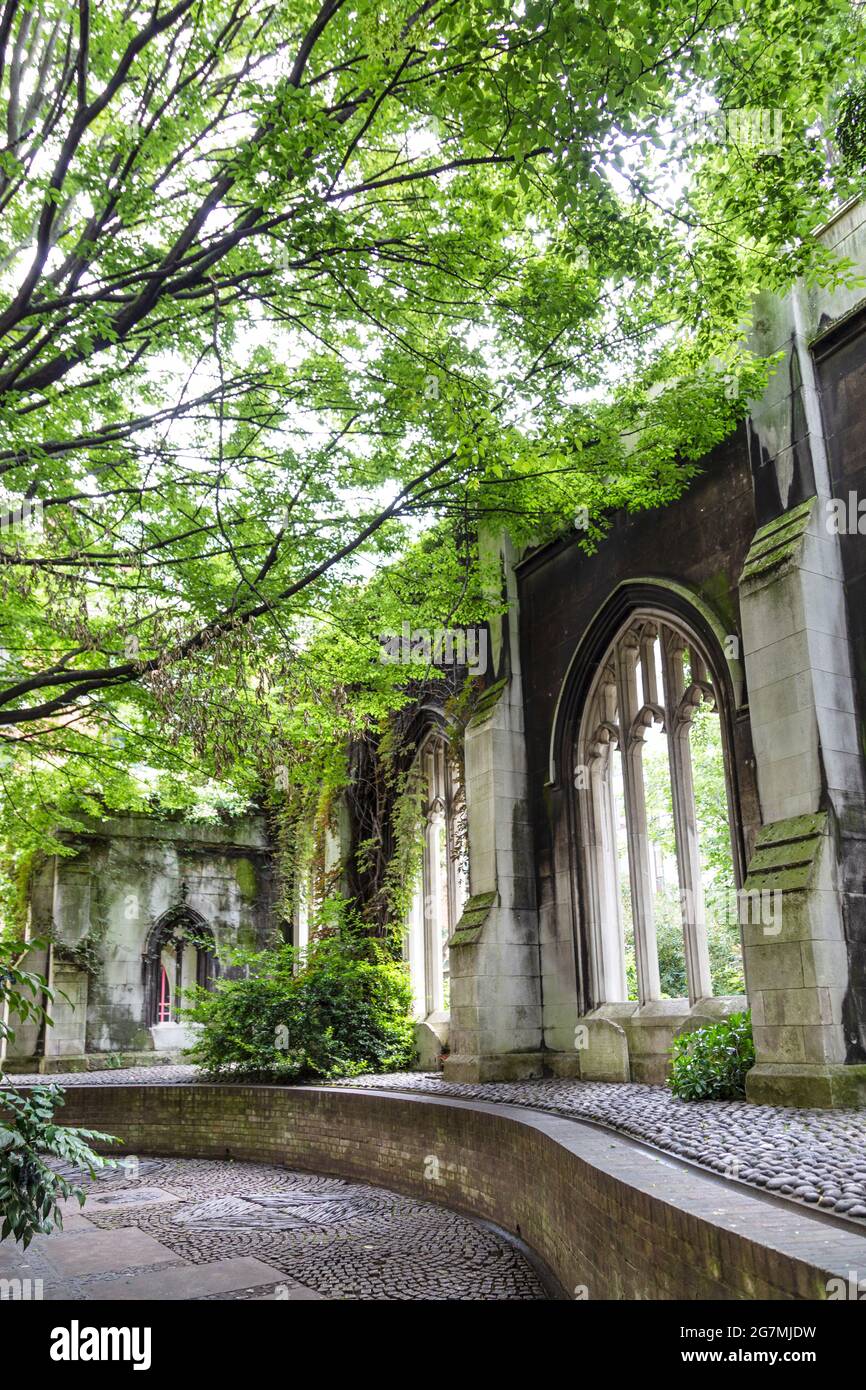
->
xmin=558 ymin=583 xmax=747 ymax=1012
xmin=142 ymin=900 xmax=218 ymax=1026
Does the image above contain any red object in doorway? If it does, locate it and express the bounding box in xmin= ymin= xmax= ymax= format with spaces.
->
xmin=158 ymin=964 xmax=171 ymax=1023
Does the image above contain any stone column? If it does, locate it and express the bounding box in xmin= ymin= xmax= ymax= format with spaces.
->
xmin=443 ymin=534 xmax=544 ymax=1082
xmin=43 ymin=852 xmax=91 ymax=1062
xmin=740 ymin=419 xmax=866 ymax=1106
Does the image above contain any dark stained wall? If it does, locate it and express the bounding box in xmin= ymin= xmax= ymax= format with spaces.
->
xmin=814 ymin=306 xmax=866 ymax=1060
xmin=815 ymin=305 xmax=866 ymax=752
xmin=515 ymin=425 xmax=763 ymax=1008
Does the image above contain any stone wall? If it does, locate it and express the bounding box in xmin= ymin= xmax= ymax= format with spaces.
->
xmin=475 ymin=198 xmax=866 ymax=1103
xmin=514 ymin=429 xmax=761 ymax=1081
xmin=51 ymin=1082 xmax=866 ymax=1300
xmin=5 ymin=814 xmax=274 ymax=1071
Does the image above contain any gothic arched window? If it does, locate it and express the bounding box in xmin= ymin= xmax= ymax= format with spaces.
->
xmin=575 ymin=611 xmax=743 ymax=1007
xmin=405 ymin=732 xmax=468 ymax=1019
xmin=143 ymin=902 xmax=218 ymax=1027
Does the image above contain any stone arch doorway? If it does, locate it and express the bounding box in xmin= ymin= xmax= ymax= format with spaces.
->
xmin=142 ymin=898 xmax=218 ymax=1036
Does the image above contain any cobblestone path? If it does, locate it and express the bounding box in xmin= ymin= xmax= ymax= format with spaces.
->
xmin=0 ymin=1155 xmax=548 ymax=1300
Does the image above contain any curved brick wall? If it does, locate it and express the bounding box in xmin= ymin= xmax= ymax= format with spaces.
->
xmin=55 ymin=1082 xmax=866 ymax=1300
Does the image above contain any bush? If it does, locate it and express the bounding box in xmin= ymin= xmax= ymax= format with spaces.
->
xmin=667 ymin=1010 xmax=755 ymax=1101
xmin=183 ymin=932 xmax=416 ymax=1082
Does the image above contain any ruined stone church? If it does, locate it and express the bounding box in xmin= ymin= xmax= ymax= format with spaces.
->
xmin=7 ymin=198 xmax=866 ymax=1110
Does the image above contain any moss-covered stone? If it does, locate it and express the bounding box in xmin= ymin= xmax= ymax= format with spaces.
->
xmin=233 ymin=856 xmax=258 ymax=902
xmin=448 ymin=890 xmax=498 ymax=946
xmin=740 ymin=496 xmax=815 ymax=586
xmin=467 ymin=678 xmax=508 ymax=728
xmin=755 ymin=811 xmax=826 ymax=846
xmin=743 ymin=813 xmax=826 ymax=894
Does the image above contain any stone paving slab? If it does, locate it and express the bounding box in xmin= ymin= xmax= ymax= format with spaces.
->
xmin=37 ymin=1226 xmax=180 ymax=1277
xmin=80 ymin=1255 xmax=289 ymax=1301
xmin=197 ymin=1277 xmax=326 ymax=1301
xmin=11 ymin=1061 xmax=866 ymax=1226
xmin=53 ymin=1211 xmax=96 ymax=1232
xmin=62 ymin=1186 xmax=180 ymax=1213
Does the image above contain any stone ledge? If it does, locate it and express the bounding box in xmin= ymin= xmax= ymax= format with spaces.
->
xmin=48 ymin=1082 xmax=866 ymax=1301
xmin=739 ymin=496 xmax=815 ymax=589
xmin=743 ymin=812 xmax=827 ymax=895
xmin=447 ymin=890 xmax=498 ymax=946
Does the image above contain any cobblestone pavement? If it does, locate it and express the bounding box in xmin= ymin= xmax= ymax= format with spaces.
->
xmin=0 ymin=1155 xmax=547 ymax=1301
xmin=10 ymin=1063 xmax=866 ymax=1223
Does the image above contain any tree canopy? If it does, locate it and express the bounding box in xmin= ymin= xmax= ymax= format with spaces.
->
xmin=0 ymin=0 xmax=863 ymax=915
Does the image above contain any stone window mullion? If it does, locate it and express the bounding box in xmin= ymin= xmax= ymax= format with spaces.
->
xmin=615 ymin=634 xmax=661 ymax=1003
xmin=579 ymin=667 xmax=627 ymax=1004
xmin=591 ymin=742 xmax=628 ymax=1002
xmin=660 ymin=629 xmax=713 ymax=1005
xmin=422 ymin=811 xmax=443 ymax=1015
xmin=412 ymin=735 xmax=464 ymax=1020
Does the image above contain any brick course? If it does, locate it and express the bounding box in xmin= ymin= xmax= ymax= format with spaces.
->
xmin=46 ymin=1083 xmax=866 ymax=1301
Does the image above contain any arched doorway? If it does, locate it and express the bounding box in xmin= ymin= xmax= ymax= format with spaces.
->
xmin=142 ymin=900 xmax=218 ymax=1029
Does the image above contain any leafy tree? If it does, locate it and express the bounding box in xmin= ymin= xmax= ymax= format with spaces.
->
xmin=0 ymin=0 xmax=862 ymax=906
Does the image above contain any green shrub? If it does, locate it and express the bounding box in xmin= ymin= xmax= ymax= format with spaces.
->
xmin=667 ymin=1010 xmax=755 ymax=1101
xmin=183 ymin=932 xmax=416 ymax=1082
xmin=0 ymin=1085 xmax=117 ymax=1246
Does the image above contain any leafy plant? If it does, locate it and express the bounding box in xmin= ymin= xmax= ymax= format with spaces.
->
xmin=0 ymin=944 xmax=118 ymax=1246
xmin=183 ymin=923 xmax=415 ymax=1082
xmin=0 ymin=1086 xmax=117 ymax=1247
xmin=667 ymin=1011 xmax=755 ymax=1101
